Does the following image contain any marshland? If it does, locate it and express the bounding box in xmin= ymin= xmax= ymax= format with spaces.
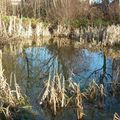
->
xmin=0 ymin=0 xmax=120 ymax=120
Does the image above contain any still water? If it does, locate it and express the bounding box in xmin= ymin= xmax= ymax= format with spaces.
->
xmin=2 ymin=43 xmax=120 ymax=120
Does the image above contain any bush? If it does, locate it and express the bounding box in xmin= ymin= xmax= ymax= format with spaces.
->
xmin=108 ymin=2 xmax=120 ymax=23
xmin=3 ymin=0 xmax=120 ymax=26
xmin=93 ymin=18 xmax=112 ymax=26
xmin=67 ymin=18 xmax=89 ymax=28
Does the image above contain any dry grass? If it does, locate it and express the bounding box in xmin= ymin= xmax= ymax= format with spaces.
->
xmin=105 ymin=25 xmax=120 ymax=45
xmin=82 ymin=80 xmax=105 ymax=109
xmin=38 ymin=73 xmax=106 ymax=119
xmin=113 ymin=113 xmax=120 ymax=120
xmin=0 ymin=16 xmax=50 ymax=39
xmin=0 ymin=50 xmax=26 ymax=119
xmin=0 ymin=15 xmax=120 ymax=46
xmin=39 ymin=74 xmax=69 ymax=115
xmin=82 ymin=80 xmax=97 ymax=102
xmin=38 ymin=74 xmax=84 ymax=119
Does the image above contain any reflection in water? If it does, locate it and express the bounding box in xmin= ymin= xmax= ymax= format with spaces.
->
xmin=112 ymin=58 xmax=120 ymax=82
xmin=112 ymin=58 xmax=120 ymax=95
xmin=2 ymin=42 xmax=120 ymax=120
xmin=20 ymin=43 xmax=112 ymax=88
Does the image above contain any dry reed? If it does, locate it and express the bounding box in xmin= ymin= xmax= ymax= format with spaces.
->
xmin=39 ymin=73 xmax=106 ymax=119
xmin=0 ymin=16 xmax=120 ymax=46
xmin=38 ymin=74 xmax=84 ymax=119
xmin=113 ymin=113 xmax=120 ymax=120
xmin=0 ymin=50 xmax=26 ymax=119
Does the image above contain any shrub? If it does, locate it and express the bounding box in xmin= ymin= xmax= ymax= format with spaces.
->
xmin=67 ymin=18 xmax=89 ymax=28
xmin=93 ymin=18 xmax=112 ymax=26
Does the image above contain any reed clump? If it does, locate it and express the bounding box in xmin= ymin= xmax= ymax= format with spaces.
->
xmin=0 ymin=50 xmax=27 ymax=120
xmin=0 ymin=16 xmax=50 ymax=39
xmin=0 ymin=15 xmax=120 ymax=47
xmin=38 ymin=74 xmax=105 ymax=119
xmin=38 ymin=74 xmax=84 ymax=119
xmin=82 ymin=81 xmax=97 ymax=103
xmin=83 ymin=80 xmax=105 ymax=109
xmin=105 ymin=25 xmax=120 ymax=45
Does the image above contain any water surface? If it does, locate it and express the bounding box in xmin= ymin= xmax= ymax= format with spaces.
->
xmin=2 ymin=43 xmax=120 ymax=120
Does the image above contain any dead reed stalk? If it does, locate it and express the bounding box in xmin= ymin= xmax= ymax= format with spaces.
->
xmin=0 ymin=50 xmax=26 ymax=119
xmin=113 ymin=113 xmax=120 ymax=120
xmin=38 ymin=74 xmax=84 ymax=119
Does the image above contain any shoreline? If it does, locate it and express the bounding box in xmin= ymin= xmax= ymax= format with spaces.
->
xmin=0 ymin=16 xmax=120 ymax=47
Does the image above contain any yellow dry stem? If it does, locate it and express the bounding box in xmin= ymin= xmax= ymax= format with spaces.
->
xmin=113 ymin=113 xmax=120 ymax=120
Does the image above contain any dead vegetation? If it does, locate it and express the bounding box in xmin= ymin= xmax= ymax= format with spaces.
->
xmin=38 ymin=73 xmax=105 ymax=119
xmin=82 ymin=80 xmax=105 ymax=109
xmin=38 ymin=74 xmax=84 ymax=119
xmin=0 ymin=15 xmax=120 ymax=46
xmin=111 ymin=58 xmax=120 ymax=96
xmin=0 ymin=50 xmax=27 ymax=120
xmin=113 ymin=113 xmax=120 ymax=120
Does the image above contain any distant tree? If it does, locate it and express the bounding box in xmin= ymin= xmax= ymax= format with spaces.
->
xmin=102 ymin=0 xmax=109 ymax=4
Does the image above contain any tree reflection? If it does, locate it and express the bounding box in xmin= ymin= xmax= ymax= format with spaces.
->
xmin=21 ymin=39 xmax=112 ymax=87
xmin=45 ymin=39 xmax=92 ymax=80
xmin=112 ymin=58 xmax=120 ymax=82
xmin=86 ymin=52 xmax=112 ymax=85
xmin=112 ymin=58 xmax=120 ymax=95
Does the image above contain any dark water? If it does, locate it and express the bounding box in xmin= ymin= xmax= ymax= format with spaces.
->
xmin=2 ymin=43 xmax=120 ymax=120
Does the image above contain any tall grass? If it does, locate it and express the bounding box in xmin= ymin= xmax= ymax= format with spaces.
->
xmin=0 ymin=15 xmax=120 ymax=47
xmin=38 ymin=73 xmax=105 ymax=119
xmin=0 ymin=50 xmax=26 ymax=119
xmin=38 ymin=74 xmax=84 ymax=119
xmin=0 ymin=16 xmax=52 ymax=38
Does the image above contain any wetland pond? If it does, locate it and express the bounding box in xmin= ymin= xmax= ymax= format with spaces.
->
xmin=2 ymin=41 xmax=120 ymax=120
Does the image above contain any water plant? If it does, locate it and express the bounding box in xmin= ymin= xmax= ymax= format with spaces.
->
xmin=38 ymin=74 xmax=84 ymax=119
xmin=0 ymin=50 xmax=28 ymax=120
xmin=38 ymin=72 xmax=106 ymax=119
xmin=0 ymin=15 xmax=120 ymax=46
xmin=82 ymin=80 xmax=105 ymax=109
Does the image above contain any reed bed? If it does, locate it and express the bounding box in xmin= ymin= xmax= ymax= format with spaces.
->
xmin=38 ymin=73 xmax=105 ymax=119
xmin=38 ymin=74 xmax=84 ymax=119
xmin=0 ymin=16 xmax=50 ymax=39
xmin=0 ymin=50 xmax=26 ymax=119
xmin=0 ymin=16 xmax=120 ymax=46
xmin=82 ymin=80 xmax=105 ymax=109
xmin=106 ymin=25 xmax=120 ymax=45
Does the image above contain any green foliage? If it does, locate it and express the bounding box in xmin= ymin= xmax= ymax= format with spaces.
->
xmin=16 ymin=97 xmax=29 ymax=106
xmin=66 ymin=18 xmax=89 ymax=28
xmin=93 ymin=18 xmax=112 ymax=26
xmin=1 ymin=16 xmax=10 ymax=24
xmin=31 ymin=18 xmax=37 ymax=28
xmin=65 ymin=18 xmax=112 ymax=27
xmin=22 ymin=17 xmax=30 ymax=28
